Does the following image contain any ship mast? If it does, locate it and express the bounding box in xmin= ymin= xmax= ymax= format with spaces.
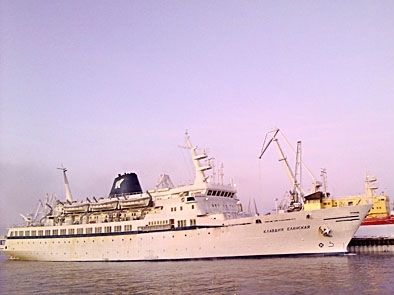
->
xmin=57 ymin=166 xmax=73 ymax=203
xmin=182 ymin=132 xmax=212 ymax=185
xmin=365 ymin=175 xmax=378 ymax=197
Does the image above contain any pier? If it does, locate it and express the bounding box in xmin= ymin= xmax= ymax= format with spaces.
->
xmin=348 ymin=237 xmax=394 ymax=253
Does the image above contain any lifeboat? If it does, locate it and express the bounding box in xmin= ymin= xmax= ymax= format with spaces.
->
xmin=119 ymin=195 xmax=151 ymax=209
xmin=89 ymin=199 xmax=119 ymax=211
xmin=63 ymin=203 xmax=89 ymax=213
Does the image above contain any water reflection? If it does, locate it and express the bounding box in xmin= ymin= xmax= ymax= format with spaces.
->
xmin=1 ymin=255 xmax=393 ymax=294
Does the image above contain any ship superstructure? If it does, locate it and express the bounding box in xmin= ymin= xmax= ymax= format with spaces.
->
xmin=1 ymin=134 xmax=371 ymax=261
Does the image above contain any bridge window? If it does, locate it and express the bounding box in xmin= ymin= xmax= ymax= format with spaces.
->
xmin=45 ymin=230 xmax=51 ymax=236
xmin=86 ymin=228 xmax=93 ymax=234
xmin=60 ymin=229 xmax=66 ymax=235
xmin=52 ymin=230 xmax=58 ymax=236
xmin=114 ymin=226 xmax=122 ymax=232
xmin=207 ymin=190 xmax=213 ymax=196
xmin=38 ymin=230 xmax=43 ymax=236
xmin=104 ymin=226 xmax=112 ymax=233
xmin=95 ymin=227 xmax=102 ymax=234
xmin=77 ymin=228 xmax=83 ymax=234
xmin=68 ymin=229 xmax=75 ymax=235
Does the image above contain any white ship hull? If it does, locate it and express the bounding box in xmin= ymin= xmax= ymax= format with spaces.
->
xmin=2 ymin=205 xmax=370 ymax=261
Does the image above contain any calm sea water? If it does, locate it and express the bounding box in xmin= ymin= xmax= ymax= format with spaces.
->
xmin=0 ymin=254 xmax=393 ymax=294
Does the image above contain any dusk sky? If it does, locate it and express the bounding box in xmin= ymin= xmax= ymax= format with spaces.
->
xmin=1 ymin=1 xmax=393 ymax=232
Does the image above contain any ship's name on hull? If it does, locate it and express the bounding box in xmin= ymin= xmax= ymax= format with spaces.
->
xmin=263 ymin=225 xmax=310 ymax=234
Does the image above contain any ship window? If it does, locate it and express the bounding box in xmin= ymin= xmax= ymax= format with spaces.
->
xmin=180 ymin=206 xmax=183 ymax=211
xmin=60 ymin=229 xmax=66 ymax=235
xmin=191 ymin=205 xmax=195 ymax=209
xmin=45 ymin=230 xmax=51 ymax=236
xmin=95 ymin=227 xmax=102 ymax=234
xmin=114 ymin=226 xmax=121 ymax=232
xmin=125 ymin=225 xmax=132 ymax=231
xmin=31 ymin=230 xmax=36 ymax=236
xmin=177 ymin=220 xmax=186 ymax=227
xmin=186 ymin=197 xmax=195 ymax=202
xmin=220 ymin=191 xmax=225 ymax=196
xmin=68 ymin=229 xmax=75 ymax=235
xmin=104 ymin=226 xmax=111 ymax=233
xmin=9 ymin=231 xmax=14 ymax=237
xmin=18 ymin=231 xmax=23 ymax=237
xmin=207 ymin=190 xmax=213 ymax=196
xmin=25 ymin=231 xmax=30 ymax=236
xmin=255 ymin=219 xmax=262 ymax=224
xmin=86 ymin=228 xmax=93 ymax=234
xmin=52 ymin=230 xmax=58 ymax=236
xmin=38 ymin=230 xmax=43 ymax=236
xmin=77 ymin=228 xmax=83 ymax=234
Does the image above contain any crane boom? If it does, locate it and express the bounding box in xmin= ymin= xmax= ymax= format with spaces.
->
xmin=259 ymin=128 xmax=304 ymax=204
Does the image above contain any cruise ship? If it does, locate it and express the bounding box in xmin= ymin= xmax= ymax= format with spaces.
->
xmin=0 ymin=135 xmax=371 ymax=261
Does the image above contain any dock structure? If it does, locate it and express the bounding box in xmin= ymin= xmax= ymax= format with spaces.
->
xmin=348 ymin=238 xmax=394 ymax=253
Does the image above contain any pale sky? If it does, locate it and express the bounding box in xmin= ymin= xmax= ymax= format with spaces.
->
xmin=1 ymin=1 xmax=393 ymax=232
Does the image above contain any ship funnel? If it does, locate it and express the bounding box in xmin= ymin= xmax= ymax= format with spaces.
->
xmin=109 ymin=173 xmax=143 ymax=197
xmin=57 ymin=166 xmax=73 ymax=203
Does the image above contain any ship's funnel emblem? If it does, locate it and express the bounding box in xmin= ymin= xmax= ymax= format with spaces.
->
xmin=109 ymin=173 xmax=143 ymax=197
xmin=115 ymin=178 xmax=124 ymax=189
